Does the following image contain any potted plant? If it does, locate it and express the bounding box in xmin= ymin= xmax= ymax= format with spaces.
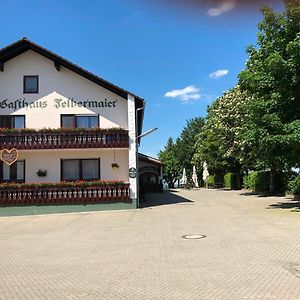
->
xmin=111 ymin=163 xmax=119 ymax=169
xmin=36 ymin=169 xmax=47 ymax=177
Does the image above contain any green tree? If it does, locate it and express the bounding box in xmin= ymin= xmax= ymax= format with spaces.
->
xmin=176 ymin=117 xmax=205 ymax=178
xmin=238 ymin=0 xmax=300 ymax=192
xmin=158 ymin=118 xmax=205 ymax=187
xmin=158 ymin=137 xmax=181 ymax=188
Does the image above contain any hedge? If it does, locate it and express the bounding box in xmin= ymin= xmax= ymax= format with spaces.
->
xmin=243 ymin=171 xmax=287 ymax=193
xmin=224 ymin=172 xmax=240 ymax=190
xmin=243 ymin=171 xmax=269 ymax=192
xmin=207 ymin=174 xmax=223 ymax=188
xmin=287 ymin=175 xmax=300 ymax=195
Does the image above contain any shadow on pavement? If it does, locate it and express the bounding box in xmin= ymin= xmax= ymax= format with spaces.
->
xmin=240 ymin=191 xmax=285 ymax=197
xmin=267 ymin=199 xmax=300 ymax=211
xmin=239 ymin=191 xmax=300 ymax=212
xmin=140 ymin=190 xmax=193 ymax=208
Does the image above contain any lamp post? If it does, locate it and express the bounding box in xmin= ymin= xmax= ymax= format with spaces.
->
xmin=136 ymin=127 xmax=158 ymax=141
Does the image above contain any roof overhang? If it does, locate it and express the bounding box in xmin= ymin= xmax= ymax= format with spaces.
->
xmin=138 ymin=153 xmax=164 ymax=166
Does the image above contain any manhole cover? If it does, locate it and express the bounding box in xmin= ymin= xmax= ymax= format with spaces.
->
xmin=284 ymin=263 xmax=300 ymax=278
xmin=182 ymin=234 xmax=206 ymax=240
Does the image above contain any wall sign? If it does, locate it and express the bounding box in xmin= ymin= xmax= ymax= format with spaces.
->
xmin=1 ymin=148 xmax=18 ymax=165
xmin=129 ymin=167 xmax=137 ymax=179
xmin=0 ymin=97 xmax=118 ymax=111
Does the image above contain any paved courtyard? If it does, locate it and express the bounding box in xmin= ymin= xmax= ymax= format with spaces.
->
xmin=1 ymin=189 xmax=300 ymax=299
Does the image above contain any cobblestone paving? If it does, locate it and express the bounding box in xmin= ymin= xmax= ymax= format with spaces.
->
xmin=1 ymin=189 xmax=300 ymax=299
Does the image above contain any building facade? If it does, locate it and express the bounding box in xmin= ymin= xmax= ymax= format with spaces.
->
xmin=0 ymin=38 xmax=146 ymax=209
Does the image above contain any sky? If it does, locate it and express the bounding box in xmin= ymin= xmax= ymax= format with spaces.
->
xmin=1 ymin=0 xmax=284 ymax=158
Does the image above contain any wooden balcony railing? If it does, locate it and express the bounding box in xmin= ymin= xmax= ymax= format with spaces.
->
xmin=0 ymin=184 xmax=130 ymax=206
xmin=0 ymin=129 xmax=129 ymax=150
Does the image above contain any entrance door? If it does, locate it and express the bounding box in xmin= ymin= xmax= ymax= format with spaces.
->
xmin=139 ymin=172 xmax=159 ymax=193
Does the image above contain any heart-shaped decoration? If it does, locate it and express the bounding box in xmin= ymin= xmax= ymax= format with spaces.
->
xmin=1 ymin=148 xmax=18 ymax=166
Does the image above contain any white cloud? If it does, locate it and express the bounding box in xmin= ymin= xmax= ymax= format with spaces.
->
xmin=209 ymin=69 xmax=229 ymax=79
xmin=164 ymin=85 xmax=201 ymax=103
xmin=165 ymin=85 xmax=198 ymax=98
xmin=207 ymin=1 xmax=236 ymax=17
xmin=181 ymin=93 xmax=201 ymax=101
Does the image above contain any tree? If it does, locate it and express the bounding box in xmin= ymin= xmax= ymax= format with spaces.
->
xmin=193 ymin=87 xmax=249 ymax=182
xmin=158 ymin=118 xmax=205 ymax=187
xmin=176 ymin=117 xmax=205 ymax=178
xmin=158 ymin=137 xmax=181 ymax=188
xmin=238 ymin=0 xmax=300 ymax=192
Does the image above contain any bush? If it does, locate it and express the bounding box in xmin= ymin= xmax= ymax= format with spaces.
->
xmin=243 ymin=172 xmax=254 ymax=190
xmin=243 ymin=171 xmax=269 ymax=192
xmin=287 ymin=175 xmax=300 ymax=195
xmin=224 ymin=173 xmax=232 ymax=188
xmin=224 ymin=172 xmax=240 ymax=190
xmin=207 ymin=175 xmax=215 ymax=187
xmin=207 ymin=174 xmax=224 ymax=188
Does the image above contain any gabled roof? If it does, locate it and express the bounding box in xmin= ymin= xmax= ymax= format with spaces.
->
xmin=0 ymin=38 xmax=145 ymax=136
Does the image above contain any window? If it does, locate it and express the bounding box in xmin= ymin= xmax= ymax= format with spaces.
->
xmin=24 ymin=75 xmax=38 ymax=93
xmin=14 ymin=116 xmax=25 ymax=128
xmin=61 ymin=159 xmax=80 ymax=180
xmin=82 ymin=159 xmax=99 ymax=180
xmin=0 ymin=160 xmax=25 ymax=183
xmin=61 ymin=159 xmax=100 ymax=181
xmin=61 ymin=115 xmax=99 ymax=129
xmin=0 ymin=115 xmax=25 ymax=129
xmin=61 ymin=115 xmax=75 ymax=128
xmin=76 ymin=116 xmax=98 ymax=128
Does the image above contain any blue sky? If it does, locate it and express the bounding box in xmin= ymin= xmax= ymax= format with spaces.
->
xmin=1 ymin=0 xmax=283 ymax=157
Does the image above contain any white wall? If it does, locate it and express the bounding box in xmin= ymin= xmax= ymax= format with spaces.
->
xmin=0 ymin=50 xmax=128 ymax=129
xmin=127 ymin=94 xmax=137 ymax=201
xmin=18 ymin=149 xmax=129 ymax=183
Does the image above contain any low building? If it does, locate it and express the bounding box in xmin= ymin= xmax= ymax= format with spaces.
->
xmin=138 ymin=153 xmax=163 ymax=194
xmin=0 ymin=38 xmax=155 ymax=210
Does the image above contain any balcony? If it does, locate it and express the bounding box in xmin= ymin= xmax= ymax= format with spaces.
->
xmin=0 ymin=128 xmax=129 ymax=150
xmin=0 ymin=182 xmax=130 ymax=206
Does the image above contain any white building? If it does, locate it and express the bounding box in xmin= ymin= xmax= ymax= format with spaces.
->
xmin=0 ymin=38 xmax=161 ymax=211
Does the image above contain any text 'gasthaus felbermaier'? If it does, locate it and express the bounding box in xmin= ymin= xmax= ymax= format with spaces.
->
xmin=0 ymin=98 xmax=118 ymax=111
